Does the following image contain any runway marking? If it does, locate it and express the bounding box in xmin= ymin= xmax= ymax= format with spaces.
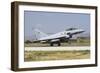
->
xmin=25 ymin=46 xmax=90 ymax=51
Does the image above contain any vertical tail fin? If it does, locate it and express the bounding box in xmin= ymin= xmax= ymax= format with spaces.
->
xmin=34 ymin=29 xmax=48 ymax=40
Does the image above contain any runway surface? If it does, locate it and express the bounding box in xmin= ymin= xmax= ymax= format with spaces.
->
xmin=25 ymin=46 xmax=90 ymax=51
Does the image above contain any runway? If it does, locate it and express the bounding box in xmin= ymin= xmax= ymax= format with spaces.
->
xmin=25 ymin=46 xmax=90 ymax=51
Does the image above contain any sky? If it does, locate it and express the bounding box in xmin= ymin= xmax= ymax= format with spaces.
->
xmin=24 ymin=11 xmax=90 ymax=41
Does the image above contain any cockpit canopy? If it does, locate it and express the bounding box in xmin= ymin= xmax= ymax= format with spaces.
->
xmin=66 ymin=28 xmax=77 ymax=31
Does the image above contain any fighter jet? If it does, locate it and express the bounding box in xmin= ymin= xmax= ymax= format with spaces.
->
xmin=34 ymin=28 xmax=84 ymax=46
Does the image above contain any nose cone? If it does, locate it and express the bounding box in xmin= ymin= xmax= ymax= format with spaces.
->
xmin=76 ymin=29 xmax=85 ymax=34
xmin=72 ymin=29 xmax=85 ymax=35
xmin=79 ymin=29 xmax=85 ymax=33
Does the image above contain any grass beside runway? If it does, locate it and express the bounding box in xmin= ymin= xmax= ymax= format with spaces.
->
xmin=24 ymin=50 xmax=90 ymax=61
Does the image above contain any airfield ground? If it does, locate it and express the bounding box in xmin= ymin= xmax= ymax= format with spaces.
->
xmin=24 ymin=50 xmax=90 ymax=61
xmin=24 ymin=38 xmax=90 ymax=62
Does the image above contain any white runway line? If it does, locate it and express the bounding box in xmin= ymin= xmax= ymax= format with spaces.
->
xmin=25 ymin=46 xmax=90 ymax=51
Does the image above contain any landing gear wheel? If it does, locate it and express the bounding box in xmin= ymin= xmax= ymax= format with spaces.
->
xmin=50 ymin=42 xmax=54 ymax=46
xmin=58 ymin=42 xmax=61 ymax=46
xmin=50 ymin=42 xmax=61 ymax=46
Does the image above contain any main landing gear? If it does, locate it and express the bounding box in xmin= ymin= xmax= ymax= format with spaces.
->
xmin=50 ymin=41 xmax=61 ymax=46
